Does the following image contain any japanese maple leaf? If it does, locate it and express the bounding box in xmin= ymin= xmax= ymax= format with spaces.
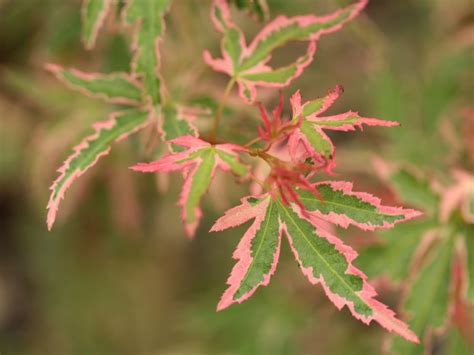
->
xmin=211 ymin=191 xmax=420 ymax=343
xmin=204 ymin=0 xmax=367 ymax=103
xmin=81 ymin=0 xmax=113 ymax=50
xmin=45 ymin=64 xmax=151 ymax=230
xmin=358 ymin=163 xmax=474 ymax=355
xmin=122 ymin=0 xmax=171 ymax=105
xmin=131 ymin=136 xmax=249 ymax=237
xmin=288 ymin=86 xmax=399 ymax=171
xmin=440 ymin=170 xmax=474 ymax=224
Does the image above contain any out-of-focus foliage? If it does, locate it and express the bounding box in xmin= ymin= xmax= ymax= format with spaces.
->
xmin=230 ymin=0 xmax=269 ymax=21
xmin=0 ymin=0 xmax=472 ymax=354
xmin=358 ymin=165 xmax=474 ymax=355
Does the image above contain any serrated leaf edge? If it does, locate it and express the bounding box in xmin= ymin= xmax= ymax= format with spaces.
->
xmin=47 ymin=110 xmax=152 ymax=230
xmin=282 ymin=202 xmax=419 ymax=343
xmin=46 ymin=63 xmax=143 ymax=105
xmin=305 ymin=181 xmax=423 ymax=230
xmin=81 ymin=0 xmax=113 ymax=50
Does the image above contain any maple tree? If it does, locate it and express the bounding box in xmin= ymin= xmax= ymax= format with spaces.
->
xmin=43 ymin=0 xmax=474 ymax=351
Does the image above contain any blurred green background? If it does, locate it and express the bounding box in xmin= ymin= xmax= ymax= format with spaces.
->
xmin=0 ymin=0 xmax=472 ymax=354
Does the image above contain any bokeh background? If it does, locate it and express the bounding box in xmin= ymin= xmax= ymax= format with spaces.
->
xmin=0 ymin=0 xmax=472 ymax=354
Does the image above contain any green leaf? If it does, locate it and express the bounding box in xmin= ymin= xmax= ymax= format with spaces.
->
xmin=422 ymin=50 xmax=474 ymax=133
xmin=390 ymin=234 xmax=455 ymax=355
xmin=123 ymin=0 xmax=171 ymax=104
xmin=81 ymin=0 xmax=112 ymax=49
xmin=357 ymin=219 xmax=436 ymax=282
xmin=47 ymin=64 xmax=142 ymax=104
xmin=444 ymin=327 xmax=473 ymax=355
xmin=387 ymin=168 xmax=439 ymax=215
xmin=47 ymin=109 xmax=151 ymax=230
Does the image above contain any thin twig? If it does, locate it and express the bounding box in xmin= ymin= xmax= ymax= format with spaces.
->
xmin=209 ymin=78 xmax=236 ymax=142
xmin=244 ymin=136 xmax=262 ymax=147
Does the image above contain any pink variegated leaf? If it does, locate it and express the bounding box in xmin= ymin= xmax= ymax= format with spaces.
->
xmin=233 ymin=42 xmax=316 ymax=103
xmin=131 ymin=136 xmax=249 ymax=237
xmin=277 ymin=201 xmax=419 ymax=343
xmin=122 ymin=0 xmax=171 ymax=104
xmin=47 ymin=109 xmax=152 ymax=230
xmin=81 ymin=0 xmax=113 ymax=49
xmin=211 ymin=195 xmax=281 ymax=309
xmin=46 ymin=64 xmax=143 ymax=105
xmin=288 ymin=87 xmax=399 ymax=170
xmin=440 ymin=170 xmax=474 ymax=224
xmin=298 ymin=181 xmax=422 ymax=231
xmin=212 ymin=194 xmax=419 ymax=342
xmin=204 ymin=0 xmax=367 ymax=103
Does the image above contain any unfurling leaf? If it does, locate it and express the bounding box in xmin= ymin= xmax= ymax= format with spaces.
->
xmin=81 ymin=0 xmax=113 ymax=49
xmin=204 ymin=0 xmax=367 ymax=103
xmin=132 ymin=136 xmax=249 ymax=237
xmin=122 ymin=0 xmax=172 ymax=104
xmin=47 ymin=109 xmax=151 ymax=230
xmin=211 ymin=194 xmax=419 ymax=343
xmin=288 ymin=86 xmax=399 ymax=171
xmin=46 ymin=64 xmax=143 ymax=105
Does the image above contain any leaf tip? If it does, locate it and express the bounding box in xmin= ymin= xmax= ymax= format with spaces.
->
xmin=46 ymin=207 xmax=56 ymax=231
xmin=209 ymin=224 xmax=220 ymax=233
xmin=184 ymin=222 xmax=198 ymax=239
xmin=216 ymin=297 xmax=231 ymax=311
xmin=44 ymin=63 xmax=62 ymax=75
xmin=331 ymin=84 xmax=343 ymax=97
xmin=129 ymin=162 xmax=158 ymax=173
